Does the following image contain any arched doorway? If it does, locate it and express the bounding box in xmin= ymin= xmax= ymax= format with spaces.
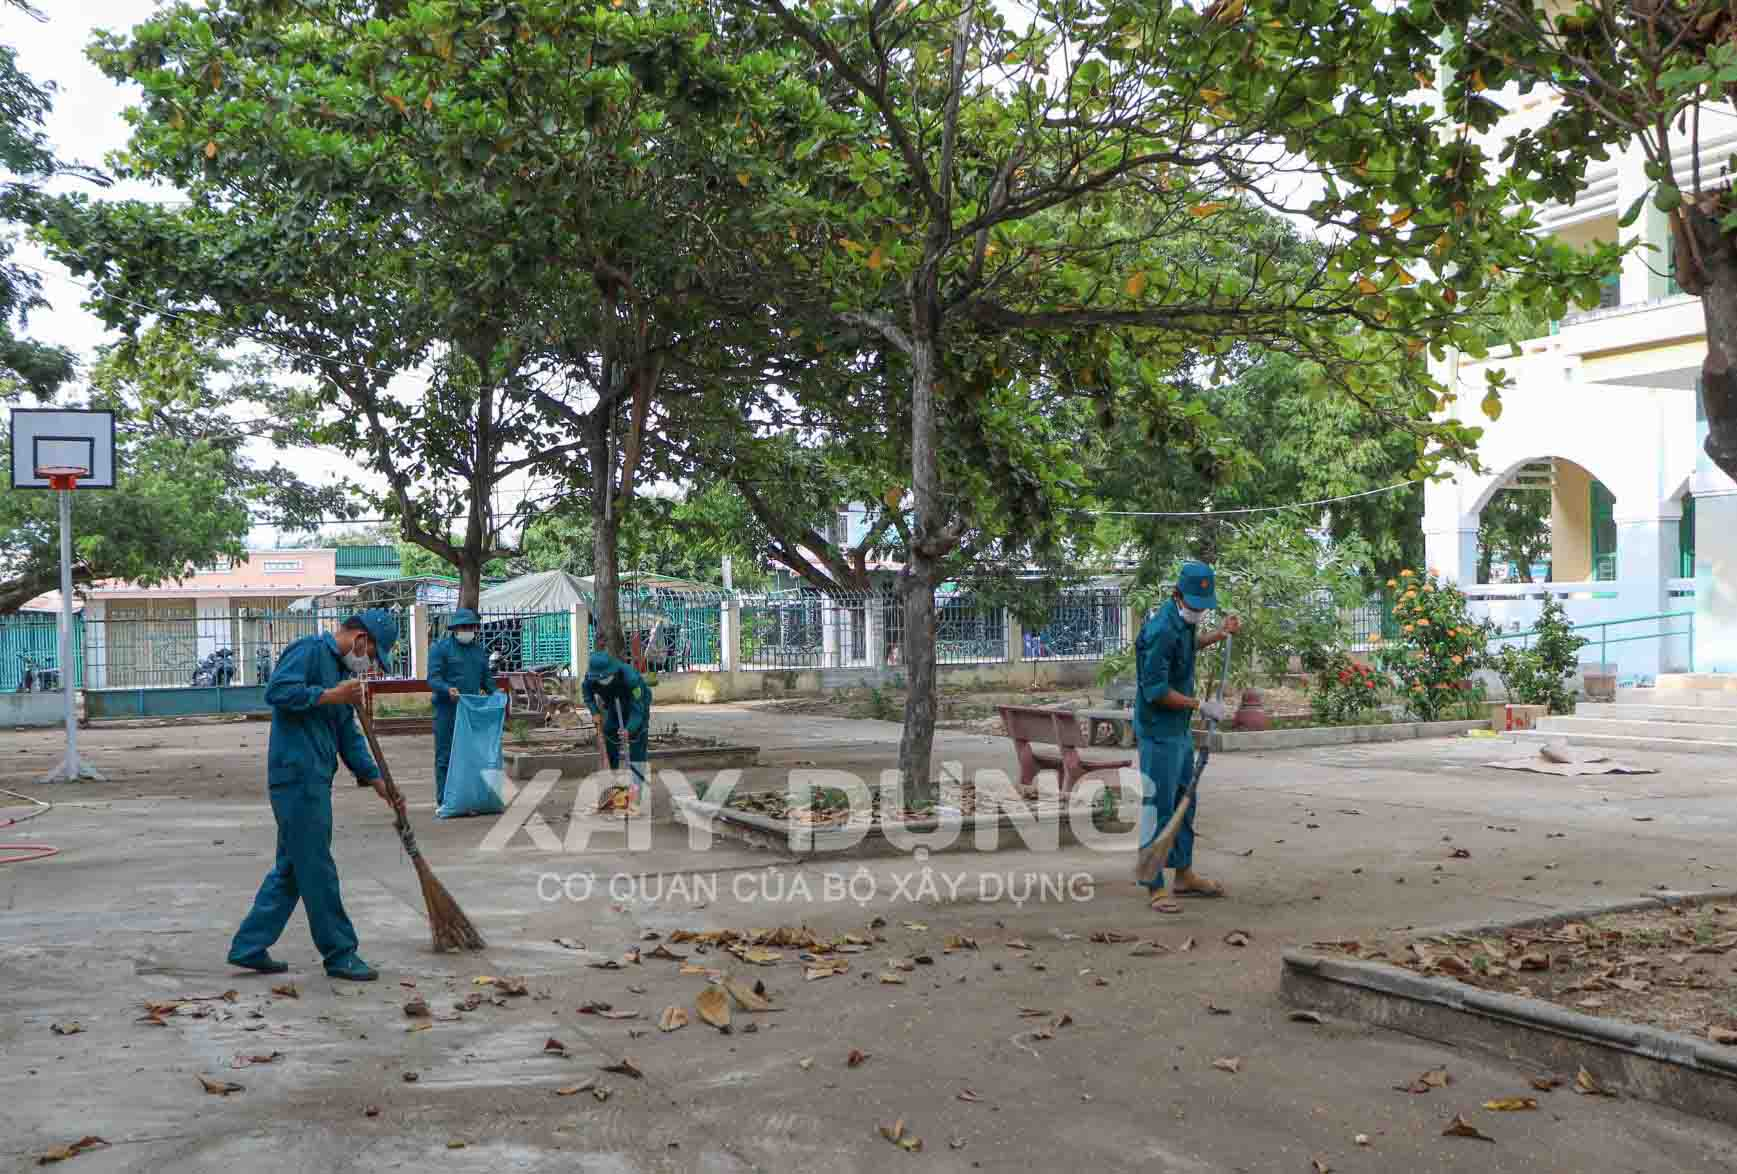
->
xmin=1472 ymin=457 xmax=1622 ymax=585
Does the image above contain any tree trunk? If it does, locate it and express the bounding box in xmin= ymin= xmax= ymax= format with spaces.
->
xmin=1698 ymin=262 xmax=1737 ymax=481
xmin=458 ymin=558 xmax=483 ymax=611
xmin=592 ymin=499 xmax=624 ymax=658
xmin=898 ymin=330 xmax=943 ymax=807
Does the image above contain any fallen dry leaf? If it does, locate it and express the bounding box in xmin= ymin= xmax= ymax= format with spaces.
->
xmin=553 ymin=937 xmax=585 ymax=950
xmin=623 ymin=948 xmax=641 ymax=965
xmin=403 ymin=997 xmax=430 ymax=1018
xmin=1396 ymin=1068 xmax=1451 ymax=1094
xmin=588 ymin=960 xmax=622 ymax=971
xmin=1211 ymin=1056 xmax=1242 ymax=1074
xmin=944 ymin=935 xmax=979 ymax=952
xmin=405 ymin=1022 xmax=432 ymax=1034
xmin=34 ymin=1136 xmax=109 ymax=1165
xmin=270 ymin=983 xmax=298 ymax=999
xmin=601 ymin=1057 xmax=643 ymax=1079
xmin=1708 ymin=1026 xmax=1737 ymax=1046
xmin=1089 ymin=930 xmax=1137 ymax=944
xmin=1178 ymin=936 xmax=1196 ymax=951
xmin=1204 ymin=1001 xmax=1231 ymax=1016
xmin=577 ymin=1001 xmax=613 ymax=1015
xmin=1573 ymin=1066 xmax=1615 ymax=1097
xmin=363 ymin=1106 xmax=380 ymax=1118
xmin=887 ymin=957 xmax=916 ymax=973
xmin=1311 ymin=1158 xmax=1332 ymax=1173
xmin=1289 ymin=1010 xmax=1325 ymax=1025
xmin=229 ymin=1051 xmax=282 ymax=1069
xmin=197 ymin=1075 xmax=244 ymax=1096
xmin=1451 ymin=847 xmax=1471 ymax=859
xmin=739 ymin=947 xmax=783 ymax=965
xmin=696 ymin=987 xmax=731 ymax=1030
xmin=658 ymin=1005 xmax=689 ymax=1032
xmin=647 ymin=944 xmax=687 ymax=961
xmin=1517 ymin=952 xmax=1551 ymax=971
xmin=878 ymin=1118 xmax=922 ymax=1152
xmin=1223 ymin=931 xmax=1251 ymax=947
xmin=903 ymin=921 xmax=928 ymax=931
xmin=804 ymin=960 xmax=849 ymax=981
xmin=555 ymin=1079 xmax=598 ymax=1097
xmin=491 ymin=976 xmax=529 ymax=996
xmin=1483 ymin=1097 xmax=1538 ymax=1111
xmin=798 ymin=1057 xmax=815 ymax=1070
xmin=723 ymin=977 xmax=772 ymax=1011
xmin=1441 ymin=1113 xmax=1493 ymax=1141
xmin=1006 ymin=938 xmax=1032 ymax=951
xmin=957 ymin=1089 xmax=982 ymax=1103
xmin=447 ymin=1140 xmax=466 ymax=1150
xmin=592 ymin=1085 xmax=612 ymax=1102
xmin=597 ymin=1009 xmax=639 ymax=1021
xmin=1354 ymin=1133 xmax=1371 ymax=1147
xmin=1530 ymin=1075 xmax=1563 ymax=1091
xmin=1128 ymin=941 xmax=1169 ymax=957
xmin=49 ymin=1022 xmax=83 ymax=1036
xmin=879 ymin=972 xmax=907 ymax=985
xmin=544 ymin=1037 xmax=568 ymax=1056
xmin=847 ymin=1048 xmax=869 ymax=1068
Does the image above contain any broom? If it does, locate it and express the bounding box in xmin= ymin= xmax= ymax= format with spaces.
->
xmin=352 ymin=696 xmax=486 ymax=952
xmin=1135 ymin=632 xmax=1232 ymax=887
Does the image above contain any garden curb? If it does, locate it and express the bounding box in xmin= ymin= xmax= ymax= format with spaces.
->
xmin=1206 ymin=718 xmax=1487 ymax=752
xmin=505 ymin=743 xmax=760 ymax=781
xmin=1280 ymin=890 xmax=1737 ymax=1126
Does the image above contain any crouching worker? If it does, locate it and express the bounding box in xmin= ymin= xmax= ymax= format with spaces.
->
xmin=582 ymin=650 xmax=650 ymax=772
xmin=427 ymin=608 xmax=495 ymax=808
xmin=227 ymin=610 xmax=404 ymax=982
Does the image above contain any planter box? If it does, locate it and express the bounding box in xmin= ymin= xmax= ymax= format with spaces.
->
xmin=1484 ymin=701 xmax=1548 ymax=732
xmin=503 ymin=742 xmax=759 ymax=782
xmin=1281 ymin=892 xmax=1737 ymax=1127
xmin=1201 ymin=718 xmax=1487 ymax=753
xmin=675 ymin=795 xmax=1133 ymax=858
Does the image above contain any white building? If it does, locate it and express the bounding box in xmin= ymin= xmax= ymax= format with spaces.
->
xmin=1422 ymin=94 xmax=1737 ymax=679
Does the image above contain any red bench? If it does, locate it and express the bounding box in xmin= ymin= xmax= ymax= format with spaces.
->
xmin=996 ymin=705 xmax=1132 ymax=791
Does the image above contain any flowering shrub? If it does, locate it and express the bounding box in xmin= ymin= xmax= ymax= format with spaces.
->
xmin=1310 ymin=651 xmax=1387 ymax=725
xmin=1377 ymin=568 xmax=1492 ymax=721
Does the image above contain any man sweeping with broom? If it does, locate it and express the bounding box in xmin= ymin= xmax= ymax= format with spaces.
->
xmin=1133 ymin=562 xmax=1238 ymax=914
xmin=227 ymin=611 xmax=404 ymax=982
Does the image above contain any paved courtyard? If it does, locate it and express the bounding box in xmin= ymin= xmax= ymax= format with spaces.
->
xmin=3 ymin=704 xmax=1736 ymax=1171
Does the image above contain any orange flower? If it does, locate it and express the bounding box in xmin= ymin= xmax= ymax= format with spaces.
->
xmin=1400 ymin=569 xmax=1415 ymax=578
xmin=1451 ymin=655 xmax=1463 ymax=665
xmin=1385 ymin=578 xmax=1398 ymax=589
xmin=1416 ymin=618 xmax=1430 ymax=626
xmin=1446 ymin=627 xmax=1457 ymax=637
xmin=1402 ymin=624 xmax=1414 ymax=633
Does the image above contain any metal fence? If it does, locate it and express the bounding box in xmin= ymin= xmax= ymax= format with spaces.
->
xmin=23 ymin=578 xmax=1129 ymax=694
xmin=78 ymin=605 xmax=410 ymax=690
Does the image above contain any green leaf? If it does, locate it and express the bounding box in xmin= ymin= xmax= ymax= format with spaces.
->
xmin=1654 ymin=183 xmax=1682 ymax=213
xmin=1618 ymin=191 xmax=1647 ymax=228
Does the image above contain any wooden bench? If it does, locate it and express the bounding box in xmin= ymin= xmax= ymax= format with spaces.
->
xmin=997 ymin=704 xmax=1132 ymax=791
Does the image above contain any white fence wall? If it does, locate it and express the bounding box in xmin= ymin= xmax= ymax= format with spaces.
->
xmin=1468 ymin=579 xmax=1696 ymax=680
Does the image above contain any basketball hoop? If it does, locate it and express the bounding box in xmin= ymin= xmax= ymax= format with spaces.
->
xmin=34 ymin=465 xmax=88 ymax=491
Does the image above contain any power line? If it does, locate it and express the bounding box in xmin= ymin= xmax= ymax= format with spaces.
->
xmin=1077 ymin=479 xmax=1421 ymax=519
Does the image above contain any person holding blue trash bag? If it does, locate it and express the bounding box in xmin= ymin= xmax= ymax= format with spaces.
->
xmin=582 ymin=650 xmax=650 ymax=772
xmin=227 ymin=610 xmax=403 ymax=983
xmin=427 ymin=608 xmax=495 ymax=809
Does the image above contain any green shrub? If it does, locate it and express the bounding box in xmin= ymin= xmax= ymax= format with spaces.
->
xmin=1310 ymin=651 xmax=1387 ymax=725
xmin=1491 ymin=597 xmax=1587 ymax=714
xmin=1377 ymin=568 xmax=1492 ymax=720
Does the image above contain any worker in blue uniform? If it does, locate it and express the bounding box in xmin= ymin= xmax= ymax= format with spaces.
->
xmin=427 ymin=608 xmax=494 ymax=808
xmin=1133 ymin=562 xmax=1239 ymax=915
xmin=227 ymin=610 xmax=403 ymax=982
xmin=581 ymin=650 xmax=650 ymax=770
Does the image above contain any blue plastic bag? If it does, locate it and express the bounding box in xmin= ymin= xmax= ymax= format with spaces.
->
xmin=436 ymin=692 xmax=508 ymax=820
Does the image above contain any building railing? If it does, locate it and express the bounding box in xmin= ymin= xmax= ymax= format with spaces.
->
xmin=1486 ymin=610 xmax=1694 ymax=670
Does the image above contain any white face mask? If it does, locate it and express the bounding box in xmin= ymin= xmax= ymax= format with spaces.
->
xmin=1176 ymin=602 xmax=1205 ymax=625
xmin=344 ymin=649 xmax=374 ymax=675
xmin=454 ymin=631 xmax=477 ymax=645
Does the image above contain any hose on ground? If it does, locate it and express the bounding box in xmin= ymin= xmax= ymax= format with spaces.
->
xmin=0 ymin=787 xmax=57 ymax=864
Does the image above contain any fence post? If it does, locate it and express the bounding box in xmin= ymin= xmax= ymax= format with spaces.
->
xmin=410 ymin=604 xmax=430 ymax=680
xmin=1007 ymin=609 xmax=1024 ymax=664
xmin=722 ymin=598 xmax=741 ymax=673
xmin=569 ymin=601 xmax=590 ymax=675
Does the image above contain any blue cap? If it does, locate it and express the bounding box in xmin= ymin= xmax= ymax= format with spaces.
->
xmin=586 ymin=651 xmax=620 ymax=679
xmin=348 ymin=609 xmax=399 ymax=666
xmin=1177 ymin=561 xmax=1219 ymax=611
xmin=449 ymin=607 xmax=481 ymax=628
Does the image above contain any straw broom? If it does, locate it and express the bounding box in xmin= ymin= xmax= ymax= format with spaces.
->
xmin=1135 ymin=633 xmax=1233 ymax=887
xmin=352 ymin=699 xmax=485 ymax=952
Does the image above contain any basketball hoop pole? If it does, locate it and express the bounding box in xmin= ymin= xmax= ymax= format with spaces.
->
xmin=41 ymin=469 xmax=102 ymax=783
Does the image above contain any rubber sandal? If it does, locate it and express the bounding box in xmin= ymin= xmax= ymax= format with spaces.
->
xmin=1175 ymin=882 xmax=1226 ymax=898
xmin=1148 ymin=893 xmax=1184 ymax=914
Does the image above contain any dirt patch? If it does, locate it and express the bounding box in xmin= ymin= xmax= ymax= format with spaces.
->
xmin=1310 ymin=898 xmax=1737 ymax=1045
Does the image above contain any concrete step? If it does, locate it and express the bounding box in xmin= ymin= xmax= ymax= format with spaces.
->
xmin=1614 ymin=687 xmax=1737 ymax=708
xmin=1592 ymin=704 xmax=1737 ymax=724
xmin=1510 ymin=729 xmax=1737 ymax=758
xmin=1656 ymin=673 xmax=1737 ymax=693
xmin=1531 ymin=715 xmax=1737 ymax=744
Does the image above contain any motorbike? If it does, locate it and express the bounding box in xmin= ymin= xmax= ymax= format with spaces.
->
xmin=14 ymin=653 xmax=58 ymax=693
xmin=191 ymin=647 xmax=237 ymax=687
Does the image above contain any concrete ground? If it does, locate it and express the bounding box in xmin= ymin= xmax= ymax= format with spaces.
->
xmin=3 ymin=704 xmax=1737 ymax=1172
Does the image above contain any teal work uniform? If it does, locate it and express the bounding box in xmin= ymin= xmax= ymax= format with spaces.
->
xmin=1133 ymin=598 xmax=1199 ymax=884
xmin=229 ymin=632 xmax=379 ymax=971
xmin=582 ymin=652 xmax=650 ymax=768
xmin=427 ymin=612 xmax=494 ymax=807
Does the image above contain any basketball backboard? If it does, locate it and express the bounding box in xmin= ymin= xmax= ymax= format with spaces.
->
xmin=9 ymin=408 xmax=116 ymax=489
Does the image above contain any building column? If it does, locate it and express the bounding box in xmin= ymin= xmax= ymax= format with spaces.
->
xmin=1692 ymin=428 xmax=1737 ymax=672
xmin=410 ymin=604 xmax=430 ymax=680
xmin=1550 ymin=460 xmax=1594 ymax=582
xmin=1006 ymin=612 xmax=1024 ymax=664
xmin=1613 ymin=509 xmax=1679 ymax=678
xmin=568 ymin=601 xmax=590 ymax=676
xmin=721 ymin=600 xmax=740 ymax=673
xmin=1424 ymin=526 xmax=1479 ymax=586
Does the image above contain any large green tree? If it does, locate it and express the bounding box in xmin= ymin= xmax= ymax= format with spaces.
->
xmin=731 ymin=0 xmax=1605 ymax=797
xmin=1430 ymin=0 xmax=1737 ymax=480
